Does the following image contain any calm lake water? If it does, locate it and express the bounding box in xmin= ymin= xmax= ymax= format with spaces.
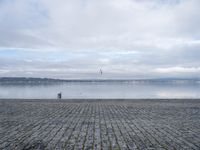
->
xmin=1 ymin=81 xmax=200 ymax=99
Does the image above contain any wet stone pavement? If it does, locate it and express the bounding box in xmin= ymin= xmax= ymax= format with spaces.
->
xmin=0 ymin=99 xmax=200 ymax=150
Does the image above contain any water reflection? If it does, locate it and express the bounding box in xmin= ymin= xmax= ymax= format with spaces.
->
xmin=0 ymin=82 xmax=200 ymax=99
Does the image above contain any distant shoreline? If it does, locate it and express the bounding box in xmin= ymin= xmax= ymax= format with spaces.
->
xmin=1 ymin=77 xmax=200 ymax=88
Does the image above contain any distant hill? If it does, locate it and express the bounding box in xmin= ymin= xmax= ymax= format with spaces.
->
xmin=0 ymin=77 xmax=65 ymax=85
xmin=0 ymin=77 xmax=200 ymax=85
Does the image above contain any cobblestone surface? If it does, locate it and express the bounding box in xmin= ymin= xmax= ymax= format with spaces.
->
xmin=0 ymin=99 xmax=200 ymax=150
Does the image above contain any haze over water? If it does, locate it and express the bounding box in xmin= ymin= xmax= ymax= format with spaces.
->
xmin=1 ymin=81 xmax=200 ymax=99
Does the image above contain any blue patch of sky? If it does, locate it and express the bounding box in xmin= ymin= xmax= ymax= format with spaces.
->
xmin=0 ymin=48 xmax=88 ymax=61
xmin=0 ymin=49 xmax=19 ymax=57
xmin=0 ymin=47 xmax=139 ymax=63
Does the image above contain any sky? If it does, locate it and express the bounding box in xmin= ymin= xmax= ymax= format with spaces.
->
xmin=0 ymin=0 xmax=200 ymax=79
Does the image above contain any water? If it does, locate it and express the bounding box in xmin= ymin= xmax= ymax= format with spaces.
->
xmin=0 ymin=81 xmax=200 ymax=99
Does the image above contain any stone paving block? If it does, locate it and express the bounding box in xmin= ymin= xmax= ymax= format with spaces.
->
xmin=0 ymin=99 xmax=200 ymax=150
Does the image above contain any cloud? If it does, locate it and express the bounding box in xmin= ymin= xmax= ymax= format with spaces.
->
xmin=1 ymin=0 xmax=199 ymax=50
xmin=0 ymin=0 xmax=200 ymax=78
xmin=154 ymin=67 xmax=200 ymax=74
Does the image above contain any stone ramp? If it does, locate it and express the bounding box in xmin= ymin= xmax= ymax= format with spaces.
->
xmin=0 ymin=99 xmax=200 ymax=150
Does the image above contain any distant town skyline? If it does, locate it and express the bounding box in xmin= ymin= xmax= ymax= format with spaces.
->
xmin=0 ymin=0 xmax=200 ymax=79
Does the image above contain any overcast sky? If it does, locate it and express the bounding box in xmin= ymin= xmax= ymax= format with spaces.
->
xmin=0 ymin=0 xmax=200 ymax=79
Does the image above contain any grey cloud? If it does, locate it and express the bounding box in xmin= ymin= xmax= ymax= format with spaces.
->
xmin=0 ymin=0 xmax=200 ymax=78
xmin=1 ymin=0 xmax=199 ymax=50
